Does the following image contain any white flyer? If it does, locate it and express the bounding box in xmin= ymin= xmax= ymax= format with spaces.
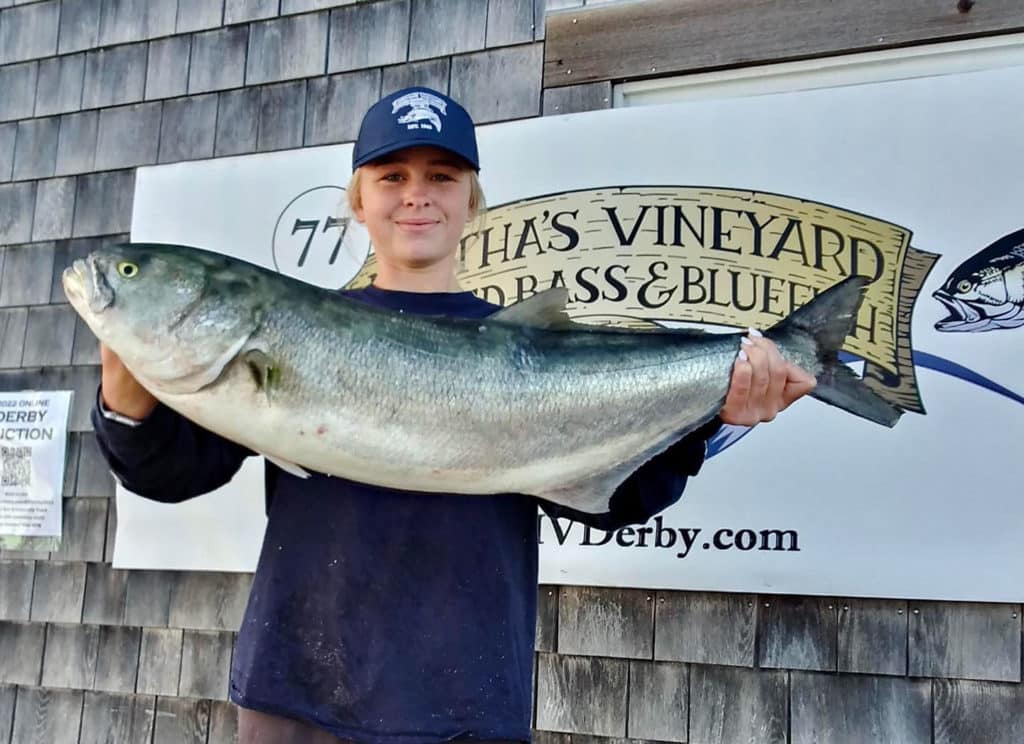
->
xmin=0 ymin=391 xmax=73 ymax=538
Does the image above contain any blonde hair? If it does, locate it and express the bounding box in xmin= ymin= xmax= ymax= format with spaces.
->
xmin=345 ymin=168 xmax=486 ymax=220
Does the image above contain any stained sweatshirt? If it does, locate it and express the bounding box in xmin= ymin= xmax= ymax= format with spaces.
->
xmin=92 ymin=285 xmax=721 ymax=743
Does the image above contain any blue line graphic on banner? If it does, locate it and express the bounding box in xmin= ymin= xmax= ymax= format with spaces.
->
xmin=706 ymin=349 xmax=1024 ymax=459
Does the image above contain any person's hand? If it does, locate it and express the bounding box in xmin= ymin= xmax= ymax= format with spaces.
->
xmin=99 ymin=343 xmax=158 ymax=420
xmin=719 ymin=331 xmax=817 ymax=426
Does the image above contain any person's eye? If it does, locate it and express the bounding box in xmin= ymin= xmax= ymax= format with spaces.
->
xmin=381 ymin=172 xmax=403 ymax=182
xmin=431 ymin=173 xmax=456 ymax=182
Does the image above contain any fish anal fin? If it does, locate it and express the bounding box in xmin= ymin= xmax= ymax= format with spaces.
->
xmin=263 ymin=454 xmax=311 ymax=479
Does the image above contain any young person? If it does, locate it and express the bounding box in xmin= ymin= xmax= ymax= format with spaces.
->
xmin=93 ymin=87 xmax=816 ymax=744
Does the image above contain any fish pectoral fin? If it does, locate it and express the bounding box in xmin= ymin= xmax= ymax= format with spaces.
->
xmin=262 ymin=454 xmax=311 ymax=479
xmin=244 ymin=348 xmax=281 ymax=404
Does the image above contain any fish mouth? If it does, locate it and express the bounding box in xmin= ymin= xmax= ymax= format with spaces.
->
xmin=932 ymin=290 xmax=995 ymax=332
xmin=62 ymin=256 xmax=114 ymax=315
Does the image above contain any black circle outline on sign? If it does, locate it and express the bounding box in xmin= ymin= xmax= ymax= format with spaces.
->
xmin=271 ymin=184 xmax=357 ymax=277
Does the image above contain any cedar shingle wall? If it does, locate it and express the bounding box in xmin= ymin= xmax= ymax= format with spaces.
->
xmin=0 ymin=0 xmax=1021 ymax=742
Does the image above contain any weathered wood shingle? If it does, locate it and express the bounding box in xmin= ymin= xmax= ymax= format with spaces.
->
xmin=689 ymin=664 xmax=787 ymax=744
xmin=224 ymin=0 xmax=278 ymax=24
xmin=0 ymin=0 xmax=60 ymax=65
xmin=838 ymin=598 xmax=908 ymax=676
xmin=328 ymin=0 xmax=409 ymax=73
xmin=0 ymin=308 xmax=28 ymax=368
xmin=0 ymin=123 xmax=14 ymax=181
xmin=536 ymin=585 xmax=557 ymax=652
xmin=83 ymin=562 xmax=129 ymax=625
xmin=79 ymin=691 xmax=154 ymax=744
xmin=935 ymin=679 xmax=1024 ymax=744
xmin=0 ymin=621 xmax=45 ymax=685
xmin=627 ymin=660 xmax=687 ymax=742
xmin=176 ymin=0 xmax=226 ymax=34
xmin=450 ymin=43 xmax=544 ymax=124
xmin=82 ymin=43 xmax=149 ymax=109
xmin=10 ymin=688 xmax=83 ymax=744
xmin=189 ymin=26 xmax=249 ymax=94
xmin=304 ymin=70 xmax=382 ymax=146
xmin=0 ymin=61 xmax=38 ymax=122
xmin=246 ymin=13 xmax=328 ymax=85
xmin=22 ymin=304 xmax=77 ymax=367
xmin=207 ymin=700 xmax=239 ymax=744
xmin=30 ymin=561 xmax=86 ymax=624
xmin=535 ymin=652 xmax=628 ymax=737
xmin=557 ymin=586 xmax=653 ymax=659
xmin=167 ymin=571 xmax=251 ymax=631
xmin=215 ymin=88 xmax=261 ymax=156
xmin=51 ymin=497 xmax=108 ymax=562
xmin=94 ymin=103 xmax=163 ymax=171
xmin=758 ymin=595 xmax=837 ymax=672
xmin=0 ymin=561 xmax=33 ymax=622
xmin=98 ymin=0 xmax=178 ymax=47
xmin=153 ymin=696 xmax=210 ymax=744
xmin=124 ymin=570 xmax=175 ymax=627
xmin=13 ymin=117 xmax=60 ymax=181
xmin=382 ymin=59 xmax=451 ymax=96
xmin=909 ymin=602 xmax=1022 ymax=682
xmin=147 ymin=35 xmax=193 ymax=101
xmin=0 ymin=685 xmax=14 ymax=744
xmin=542 ymin=81 xmax=611 ymax=115
xmin=74 ymin=433 xmax=113 ymax=498
xmin=655 ymin=590 xmax=755 ymax=668
xmin=486 ymin=0 xmax=534 ymax=47
xmin=791 ymin=672 xmax=931 ymax=744
xmin=159 ymin=94 xmax=218 ymax=163
xmin=35 ymin=53 xmax=86 ymax=117
xmin=257 ymin=81 xmax=307 ymax=152
xmin=0 ymin=241 xmax=54 ymax=306
xmin=55 ymin=111 xmax=99 ymax=176
xmin=409 ymin=0 xmax=487 ymax=60
xmin=94 ymin=626 xmax=142 ymax=694
xmin=137 ymin=628 xmax=184 ymax=695
xmin=42 ymin=623 xmax=100 ymax=689
xmin=73 ymin=170 xmax=135 ymax=237
xmin=58 ymin=0 xmax=102 ymax=54
xmin=178 ymin=630 xmax=233 ymax=699
xmin=32 ymin=177 xmax=77 ymax=242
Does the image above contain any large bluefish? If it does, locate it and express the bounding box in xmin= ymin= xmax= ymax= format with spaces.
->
xmin=933 ymin=227 xmax=1024 ymax=333
xmin=63 ymin=243 xmax=900 ymax=513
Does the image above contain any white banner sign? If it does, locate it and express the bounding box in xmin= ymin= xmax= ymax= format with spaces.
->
xmin=0 ymin=391 xmax=73 ymax=538
xmin=117 ymin=62 xmax=1024 ymax=602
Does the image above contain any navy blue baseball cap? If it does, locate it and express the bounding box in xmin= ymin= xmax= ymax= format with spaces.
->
xmin=352 ymin=86 xmax=480 ymax=172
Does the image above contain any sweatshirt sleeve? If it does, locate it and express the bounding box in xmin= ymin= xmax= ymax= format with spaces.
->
xmin=92 ymin=387 xmax=254 ymax=503
xmin=538 ymin=416 xmax=722 ymax=532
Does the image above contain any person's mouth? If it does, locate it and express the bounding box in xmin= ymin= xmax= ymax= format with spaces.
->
xmin=396 ymin=219 xmax=440 ymax=232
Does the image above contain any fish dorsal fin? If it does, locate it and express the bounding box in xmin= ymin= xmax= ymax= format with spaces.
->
xmin=492 ymin=288 xmax=575 ymax=330
xmin=492 ymin=289 xmax=665 ymax=332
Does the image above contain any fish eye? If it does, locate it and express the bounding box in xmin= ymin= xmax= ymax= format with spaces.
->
xmin=956 ymin=280 xmax=972 ymax=293
xmin=117 ymin=261 xmax=140 ymax=279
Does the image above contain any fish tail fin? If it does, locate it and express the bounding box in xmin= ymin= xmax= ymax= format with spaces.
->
xmin=767 ymin=276 xmax=902 ymax=428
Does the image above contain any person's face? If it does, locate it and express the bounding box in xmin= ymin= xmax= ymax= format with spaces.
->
xmin=353 ymin=146 xmax=474 ymax=272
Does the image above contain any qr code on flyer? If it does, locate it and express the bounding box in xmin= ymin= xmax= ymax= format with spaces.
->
xmin=1 ymin=446 xmax=32 ymax=487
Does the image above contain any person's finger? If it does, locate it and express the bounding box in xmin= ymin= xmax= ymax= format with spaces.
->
xmin=744 ymin=336 xmax=770 ymax=413
xmin=758 ymin=338 xmax=787 ymax=419
xmin=781 ymin=363 xmax=817 ymax=408
xmin=720 ymin=349 xmax=753 ymax=425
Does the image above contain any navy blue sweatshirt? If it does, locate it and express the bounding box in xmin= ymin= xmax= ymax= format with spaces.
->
xmin=93 ymin=285 xmax=720 ymax=743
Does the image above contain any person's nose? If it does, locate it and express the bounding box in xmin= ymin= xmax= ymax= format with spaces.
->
xmin=402 ymin=175 xmax=431 ymax=207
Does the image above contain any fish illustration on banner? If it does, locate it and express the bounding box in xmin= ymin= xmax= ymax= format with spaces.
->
xmin=933 ymin=227 xmax=1024 ymax=333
